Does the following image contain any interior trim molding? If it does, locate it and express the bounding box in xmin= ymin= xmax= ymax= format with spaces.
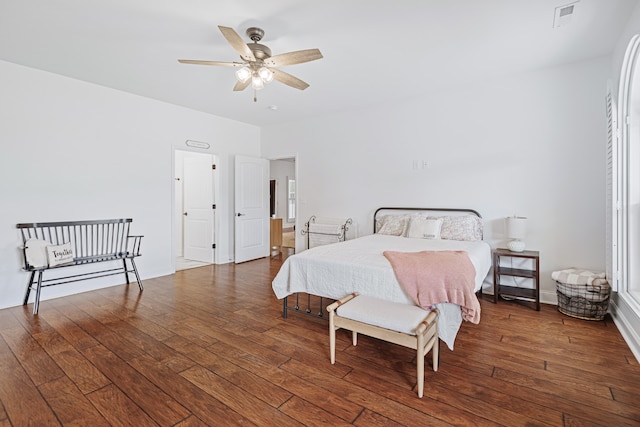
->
xmin=610 ymin=293 xmax=640 ymax=363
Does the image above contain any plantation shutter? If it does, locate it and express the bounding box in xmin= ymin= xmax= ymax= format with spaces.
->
xmin=606 ymin=80 xmax=619 ymax=292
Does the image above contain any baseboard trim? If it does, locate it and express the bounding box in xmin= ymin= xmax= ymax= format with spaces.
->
xmin=609 ymin=294 xmax=640 ymax=363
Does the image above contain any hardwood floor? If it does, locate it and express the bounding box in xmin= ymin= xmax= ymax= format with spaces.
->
xmin=282 ymin=231 xmax=295 ymax=249
xmin=1 ymin=252 xmax=639 ymax=426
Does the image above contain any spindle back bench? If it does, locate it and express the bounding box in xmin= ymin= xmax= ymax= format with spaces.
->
xmin=17 ymin=218 xmax=143 ymax=314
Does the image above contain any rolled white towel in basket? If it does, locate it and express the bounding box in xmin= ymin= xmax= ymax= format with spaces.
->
xmin=551 ymin=268 xmax=605 ymax=286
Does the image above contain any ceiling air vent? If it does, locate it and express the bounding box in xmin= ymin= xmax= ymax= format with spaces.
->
xmin=553 ymin=1 xmax=579 ymax=28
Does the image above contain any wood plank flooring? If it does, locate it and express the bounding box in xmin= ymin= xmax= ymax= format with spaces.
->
xmin=1 ymin=251 xmax=639 ymax=426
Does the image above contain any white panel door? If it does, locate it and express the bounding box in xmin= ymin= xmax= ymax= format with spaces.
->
xmin=235 ymin=155 xmax=269 ymax=263
xmin=183 ymin=154 xmax=213 ymax=263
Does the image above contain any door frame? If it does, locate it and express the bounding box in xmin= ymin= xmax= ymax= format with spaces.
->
xmin=172 ymin=147 xmax=219 ymax=271
xmin=268 ymin=154 xmax=299 ymax=252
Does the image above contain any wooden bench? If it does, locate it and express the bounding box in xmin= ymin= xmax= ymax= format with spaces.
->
xmin=327 ymin=293 xmax=438 ymax=398
xmin=17 ymin=219 xmax=143 ymax=314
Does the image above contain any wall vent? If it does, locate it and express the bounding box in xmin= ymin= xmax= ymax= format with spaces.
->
xmin=553 ymin=1 xmax=579 ymax=28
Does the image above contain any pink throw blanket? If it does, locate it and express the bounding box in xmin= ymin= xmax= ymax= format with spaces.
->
xmin=383 ymin=250 xmax=480 ymax=324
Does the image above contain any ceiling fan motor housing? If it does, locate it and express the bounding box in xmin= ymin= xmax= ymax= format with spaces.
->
xmin=248 ymin=43 xmax=271 ymax=61
xmin=246 ymin=27 xmax=264 ymax=41
xmin=245 ymin=28 xmax=271 ymax=61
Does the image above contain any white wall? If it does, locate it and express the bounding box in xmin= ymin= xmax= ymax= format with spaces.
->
xmin=262 ymin=56 xmax=611 ymax=303
xmin=0 ymin=60 xmax=260 ymax=310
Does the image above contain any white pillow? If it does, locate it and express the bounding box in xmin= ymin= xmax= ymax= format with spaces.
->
xmin=376 ymin=214 xmax=410 ymax=236
xmin=46 ymin=242 xmax=74 ymax=267
xmin=438 ymin=215 xmax=483 ymax=241
xmin=406 ymin=216 xmax=443 ymax=239
xmin=24 ymin=238 xmax=49 ymax=269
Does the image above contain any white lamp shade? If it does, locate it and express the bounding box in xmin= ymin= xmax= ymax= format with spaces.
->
xmin=506 ymin=216 xmax=527 ymax=239
xmin=251 ymin=75 xmax=265 ymax=90
xmin=235 ymin=67 xmax=251 ymax=83
xmin=258 ymin=67 xmax=274 ymax=83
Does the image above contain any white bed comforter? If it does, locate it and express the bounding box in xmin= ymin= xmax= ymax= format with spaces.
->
xmin=272 ymin=234 xmax=492 ymax=350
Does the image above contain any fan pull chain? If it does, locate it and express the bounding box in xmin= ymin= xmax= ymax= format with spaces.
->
xmin=253 ymin=88 xmax=257 ymax=102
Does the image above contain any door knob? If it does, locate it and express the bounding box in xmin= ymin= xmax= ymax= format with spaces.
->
xmin=183 ymin=212 xmax=188 ymax=216
xmin=237 ymin=213 xmax=245 ymax=217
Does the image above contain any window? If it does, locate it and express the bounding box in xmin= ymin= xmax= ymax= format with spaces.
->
xmin=616 ymin=34 xmax=640 ymax=306
xmin=287 ymin=177 xmax=296 ymax=222
xmin=269 ymin=179 xmax=276 ymax=217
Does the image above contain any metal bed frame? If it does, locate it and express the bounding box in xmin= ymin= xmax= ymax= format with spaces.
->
xmin=283 ymin=215 xmax=352 ymax=318
xmin=281 ymin=207 xmax=483 ymax=319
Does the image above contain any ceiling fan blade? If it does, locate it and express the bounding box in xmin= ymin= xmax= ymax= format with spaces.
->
xmin=178 ymin=59 xmax=244 ymax=67
xmin=272 ymin=69 xmax=310 ymax=90
xmin=218 ymin=25 xmax=256 ymax=62
xmin=264 ymin=49 xmax=323 ymax=67
xmin=233 ymin=79 xmax=251 ymax=92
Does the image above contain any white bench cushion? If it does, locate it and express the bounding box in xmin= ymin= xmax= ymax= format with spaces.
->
xmin=336 ymin=295 xmax=430 ymax=335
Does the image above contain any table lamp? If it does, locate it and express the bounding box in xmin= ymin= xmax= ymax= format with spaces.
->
xmin=506 ymin=216 xmax=527 ymax=252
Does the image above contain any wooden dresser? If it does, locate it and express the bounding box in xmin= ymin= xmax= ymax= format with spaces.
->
xmin=270 ymin=218 xmax=282 ymax=252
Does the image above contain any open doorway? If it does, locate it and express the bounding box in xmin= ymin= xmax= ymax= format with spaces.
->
xmin=174 ymin=149 xmax=216 ymax=270
xmin=269 ymin=157 xmax=296 ymax=254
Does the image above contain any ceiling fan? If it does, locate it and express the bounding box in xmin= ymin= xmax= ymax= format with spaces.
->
xmin=178 ymin=26 xmax=323 ymax=102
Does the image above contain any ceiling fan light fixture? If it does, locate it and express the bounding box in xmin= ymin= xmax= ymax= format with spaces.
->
xmin=251 ymin=74 xmax=265 ymax=90
xmin=235 ymin=66 xmax=251 ymax=83
xmin=258 ymin=67 xmax=274 ymax=83
xmin=179 ymin=25 xmax=323 ymax=100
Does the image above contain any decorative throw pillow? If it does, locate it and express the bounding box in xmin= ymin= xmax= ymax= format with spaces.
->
xmin=406 ymin=216 xmax=443 ymax=239
xmin=439 ymin=215 xmax=483 ymax=241
xmin=376 ymin=215 xmax=409 ymax=236
xmin=46 ymin=242 xmax=74 ymax=267
xmin=24 ymin=238 xmax=49 ymax=269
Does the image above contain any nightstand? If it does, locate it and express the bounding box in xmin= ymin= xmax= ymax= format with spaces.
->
xmin=492 ymin=248 xmax=540 ymax=311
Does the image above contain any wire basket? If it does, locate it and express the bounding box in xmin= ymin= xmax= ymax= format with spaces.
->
xmin=555 ymin=279 xmax=611 ymax=321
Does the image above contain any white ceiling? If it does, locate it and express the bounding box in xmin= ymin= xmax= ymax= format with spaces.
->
xmin=1 ymin=0 xmax=637 ymax=127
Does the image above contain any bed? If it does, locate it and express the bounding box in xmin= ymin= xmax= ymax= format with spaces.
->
xmin=271 ymin=207 xmax=492 ymax=350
